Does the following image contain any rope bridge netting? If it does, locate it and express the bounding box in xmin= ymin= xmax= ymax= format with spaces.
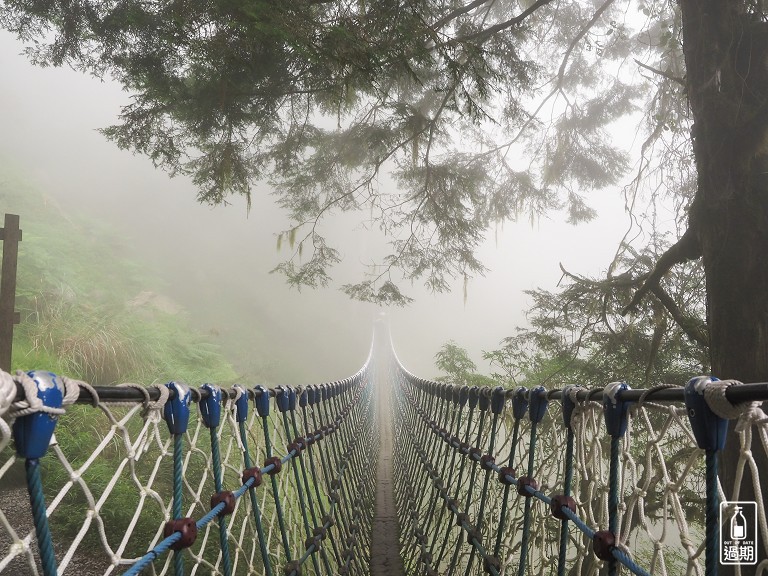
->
xmin=388 ymin=345 xmax=768 ymax=576
xmin=0 ymin=352 xmax=378 ymax=576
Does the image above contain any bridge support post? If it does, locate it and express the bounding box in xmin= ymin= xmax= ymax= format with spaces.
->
xmin=0 ymin=213 xmax=21 ymax=372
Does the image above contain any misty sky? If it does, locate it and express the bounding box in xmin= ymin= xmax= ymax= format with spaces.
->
xmin=0 ymin=30 xmax=634 ymax=384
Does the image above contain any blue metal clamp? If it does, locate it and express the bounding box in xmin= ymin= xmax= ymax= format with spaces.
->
xmin=512 ymin=387 xmax=529 ymax=420
xmin=458 ymin=386 xmax=470 ymax=407
xmin=529 ymin=386 xmax=548 ymax=424
xmin=163 ymin=381 xmax=192 ymax=435
xmin=602 ymin=381 xmax=630 ymax=438
xmin=233 ymin=384 xmax=249 ymax=423
xmin=562 ymin=386 xmax=583 ymax=431
xmin=306 ymin=386 xmax=317 ymax=406
xmin=276 ymin=386 xmax=291 ymax=413
xmin=199 ymin=384 xmax=222 ymax=429
xmin=490 ymin=387 xmax=506 ymax=414
xmin=684 ymin=376 xmax=727 ymax=451
xmin=12 ymin=371 xmax=64 ymax=460
xmin=468 ymin=387 xmax=480 ymax=409
xmin=254 ymin=385 xmax=270 ymax=417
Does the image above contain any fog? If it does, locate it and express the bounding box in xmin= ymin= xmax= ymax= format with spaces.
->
xmin=0 ymin=30 xmax=631 ymax=384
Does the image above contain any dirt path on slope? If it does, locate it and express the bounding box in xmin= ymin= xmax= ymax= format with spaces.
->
xmin=369 ymin=375 xmax=405 ymax=576
xmin=0 ymin=482 xmax=111 ymax=575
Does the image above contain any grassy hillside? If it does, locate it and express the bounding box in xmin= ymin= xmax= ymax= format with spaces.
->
xmin=1 ymin=168 xmax=238 ymax=385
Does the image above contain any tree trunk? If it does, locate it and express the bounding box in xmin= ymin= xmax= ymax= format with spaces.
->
xmin=680 ymin=1 xmax=768 ymax=573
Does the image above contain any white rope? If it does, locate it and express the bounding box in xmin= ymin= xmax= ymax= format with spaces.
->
xmin=226 ymin=385 xmax=245 ymax=452
xmin=5 ymin=370 xmax=81 ymax=419
xmin=0 ymin=367 xmax=762 ymax=576
xmin=0 ymin=371 xmax=304 ymax=576
xmin=0 ymin=369 xmax=81 ymax=456
xmin=701 ymin=379 xmax=768 ymax=571
xmin=702 ymin=379 xmax=762 ymax=424
xmin=117 ymin=382 xmax=169 ymax=421
xmin=0 ymin=370 xmax=18 ymax=453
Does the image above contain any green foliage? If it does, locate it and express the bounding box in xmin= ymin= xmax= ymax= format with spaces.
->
xmin=0 ymin=171 xmax=244 ymax=555
xmin=0 ymin=168 xmax=242 ymax=556
xmin=434 ymin=340 xmax=495 ymax=387
xmin=0 ymin=0 xmax=662 ymax=303
xmin=0 ymin=171 xmax=237 ymax=384
xmin=483 ymin=235 xmax=708 ymax=389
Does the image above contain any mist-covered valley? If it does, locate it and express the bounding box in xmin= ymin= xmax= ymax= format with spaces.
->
xmin=0 ymin=29 xmax=629 ymax=385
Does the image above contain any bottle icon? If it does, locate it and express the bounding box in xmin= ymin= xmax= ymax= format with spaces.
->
xmin=731 ymin=506 xmax=747 ymax=540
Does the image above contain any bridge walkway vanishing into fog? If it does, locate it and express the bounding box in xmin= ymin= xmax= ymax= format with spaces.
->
xmin=0 ymin=323 xmax=767 ymax=575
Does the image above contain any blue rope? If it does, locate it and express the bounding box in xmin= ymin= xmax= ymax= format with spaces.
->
xmin=172 ymin=433 xmax=184 ymax=576
xmin=441 ymin=404 xmax=477 ymax=571
xmin=261 ymin=415 xmax=292 ymax=562
xmin=283 ymin=389 xmax=371 ymax=576
xmin=332 ymin=384 xmax=374 ymax=575
xmin=320 ymin=393 xmax=356 ymax=551
xmin=308 ymin=402 xmax=348 ymax=561
xmin=427 ymin=407 xmax=462 ymax=558
xmin=612 ymin=547 xmax=653 ymax=576
xmin=124 ymin=532 xmax=183 ymax=575
xmin=494 ymin=417 xmax=520 ymax=558
xmin=119 ymin=380 xmax=372 ymax=576
xmin=302 ymin=405 xmax=342 ymax=566
xmin=210 ymin=427 xmax=232 ymax=576
xmin=516 ymin=419 xmax=539 ymax=576
xmin=561 ymin=507 xmax=596 ymax=538
xmin=238 ymin=420 xmax=274 ymax=576
xmin=557 ymin=429 xmax=574 ymax=576
xmin=607 ymin=435 xmax=620 ymax=576
xmin=288 ymin=410 xmax=333 ymax=574
xmin=125 ymin=500 xmax=237 ymax=576
xmin=464 ymin=411 xmax=500 ymax=576
xmin=705 ymin=449 xmax=719 ymax=576
xmin=289 ymin=411 xmax=320 ymax=526
xmin=280 ymin=411 xmax=322 ymax=575
xmin=26 ymin=458 xmax=58 ymax=576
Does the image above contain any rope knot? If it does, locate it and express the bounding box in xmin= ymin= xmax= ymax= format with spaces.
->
xmin=117 ymin=383 xmax=169 ymax=423
xmin=10 ymin=370 xmax=80 ymax=419
xmin=703 ymin=379 xmax=759 ymax=421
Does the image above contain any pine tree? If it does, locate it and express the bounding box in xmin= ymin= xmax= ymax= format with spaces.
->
xmin=2 ymin=2 xmax=767 ymax=568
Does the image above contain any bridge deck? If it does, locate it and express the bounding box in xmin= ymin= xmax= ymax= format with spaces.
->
xmin=370 ymin=374 xmax=405 ymax=576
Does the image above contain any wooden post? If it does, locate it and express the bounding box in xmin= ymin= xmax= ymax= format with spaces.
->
xmin=0 ymin=214 xmax=21 ymax=372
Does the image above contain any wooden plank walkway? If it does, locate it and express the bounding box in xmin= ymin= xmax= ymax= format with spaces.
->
xmin=370 ymin=374 xmax=405 ymax=575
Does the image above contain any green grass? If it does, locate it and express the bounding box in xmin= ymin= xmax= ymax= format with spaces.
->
xmin=0 ymin=168 xmax=341 ymax=571
xmin=0 ymin=168 xmax=243 ymax=551
xmin=0 ymin=169 xmax=238 ymax=385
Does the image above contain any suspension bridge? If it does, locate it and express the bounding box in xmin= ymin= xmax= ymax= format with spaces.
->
xmin=0 ymin=322 xmax=766 ymax=575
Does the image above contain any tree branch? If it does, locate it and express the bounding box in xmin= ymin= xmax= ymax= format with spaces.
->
xmin=621 ymin=226 xmax=702 ymax=315
xmin=431 ymin=0 xmax=492 ymax=32
xmin=557 ymin=0 xmax=616 ymax=82
xmin=633 ymin=58 xmax=686 ymax=86
xmin=491 ymin=0 xmax=617 ymax=154
xmin=559 ymin=262 xmax=640 ymax=288
xmin=648 ymin=283 xmax=709 ymax=349
xmin=450 ymin=0 xmax=556 ymax=44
